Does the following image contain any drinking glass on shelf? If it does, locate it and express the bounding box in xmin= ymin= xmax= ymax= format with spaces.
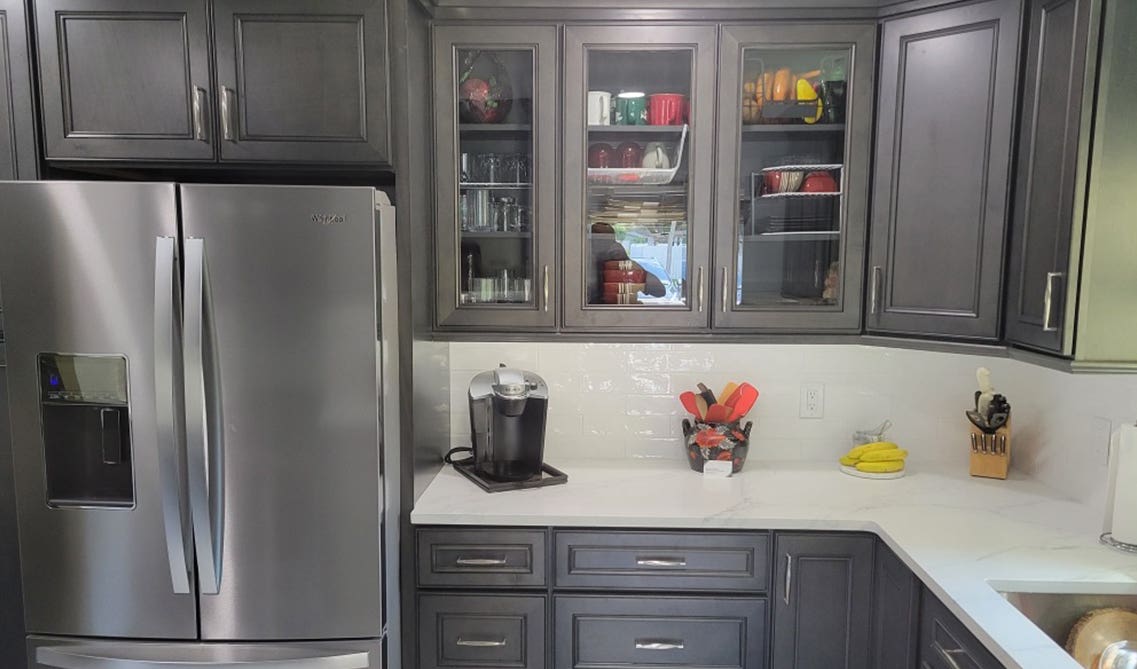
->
xmin=504 ymin=153 xmax=530 ymax=184
xmin=476 ymin=154 xmax=503 ymax=184
xmin=468 ymin=190 xmax=493 ymax=231
xmin=469 ymin=278 xmax=496 ymax=303
xmin=459 ymin=153 xmax=472 ymax=183
xmin=493 ymin=196 xmax=516 ymax=232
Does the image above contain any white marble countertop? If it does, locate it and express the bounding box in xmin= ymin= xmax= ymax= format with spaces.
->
xmin=411 ymin=459 xmax=1137 ymax=669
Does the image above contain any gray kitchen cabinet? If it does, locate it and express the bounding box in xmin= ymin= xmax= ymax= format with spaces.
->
xmin=867 ymin=0 xmax=1022 ymax=341
xmin=562 ymin=25 xmax=717 ymax=331
xmin=712 ymin=23 xmax=875 ymax=333
xmin=871 ymin=542 xmax=919 ymax=668
xmin=211 ymin=0 xmax=389 ymax=164
xmin=919 ymin=587 xmax=1003 ymax=669
xmin=1004 ymin=0 xmax=1099 ymax=354
xmin=0 ymin=0 xmax=37 ymax=178
xmin=419 ymin=593 xmax=546 ymax=669
xmin=433 ymin=25 xmax=558 ymax=330
xmin=771 ymin=532 xmax=874 ymax=669
xmin=34 ymin=0 xmax=215 ymax=161
xmin=417 ymin=527 xmax=547 ymax=588
xmin=554 ymin=595 xmax=767 ymax=669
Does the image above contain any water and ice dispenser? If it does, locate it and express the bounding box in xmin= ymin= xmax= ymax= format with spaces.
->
xmin=38 ymin=353 xmax=134 ymax=507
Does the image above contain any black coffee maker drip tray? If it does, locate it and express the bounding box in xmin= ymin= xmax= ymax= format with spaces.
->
xmin=452 ymin=459 xmax=568 ymax=493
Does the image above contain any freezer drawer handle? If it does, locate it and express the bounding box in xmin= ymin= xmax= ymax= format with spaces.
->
xmin=153 ymin=236 xmax=193 ymax=595
xmin=36 ymin=645 xmax=371 ymax=669
xmin=184 ymin=238 xmax=225 ymax=595
xmin=455 ymin=638 xmax=508 ymax=648
xmin=454 ymin=556 xmax=508 ymax=567
xmin=635 ymin=640 xmax=685 ymax=651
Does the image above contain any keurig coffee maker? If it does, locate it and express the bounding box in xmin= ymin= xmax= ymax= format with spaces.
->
xmin=467 ymin=364 xmax=548 ymax=482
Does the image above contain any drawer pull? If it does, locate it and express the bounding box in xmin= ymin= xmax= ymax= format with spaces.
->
xmin=933 ymin=643 xmax=966 ymax=669
xmin=456 ymin=637 xmax=508 ymax=648
xmin=454 ymin=556 xmax=508 ymax=566
xmin=635 ymin=557 xmax=687 ymax=568
xmin=635 ymin=639 xmax=685 ymax=651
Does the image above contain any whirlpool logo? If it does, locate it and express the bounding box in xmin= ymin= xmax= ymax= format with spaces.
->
xmin=312 ymin=213 xmax=345 ymax=226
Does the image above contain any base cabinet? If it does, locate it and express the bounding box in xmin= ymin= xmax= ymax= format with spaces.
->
xmin=418 ymin=594 xmax=547 ymax=669
xmin=0 ymin=0 xmax=37 ymax=178
xmin=920 ymin=587 xmax=1003 ymax=669
xmin=872 ymin=543 xmax=920 ymax=668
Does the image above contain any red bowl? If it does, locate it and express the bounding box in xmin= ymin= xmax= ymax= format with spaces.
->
xmin=603 ymin=268 xmax=646 ymax=283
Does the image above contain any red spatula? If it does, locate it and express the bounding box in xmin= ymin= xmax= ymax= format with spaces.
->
xmin=679 ymin=391 xmax=702 ymax=420
xmin=728 ymin=383 xmax=759 ymax=422
xmin=705 ymin=403 xmax=731 ymax=423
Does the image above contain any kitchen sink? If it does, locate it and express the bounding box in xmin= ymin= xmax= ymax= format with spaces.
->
xmin=995 ymin=584 xmax=1137 ymax=646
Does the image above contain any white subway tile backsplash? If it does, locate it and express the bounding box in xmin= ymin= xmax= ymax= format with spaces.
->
xmin=447 ymin=341 xmax=1137 ymax=516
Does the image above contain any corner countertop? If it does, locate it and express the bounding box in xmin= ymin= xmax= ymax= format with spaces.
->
xmin=411 ymin=459 xmax=1137 ymax=669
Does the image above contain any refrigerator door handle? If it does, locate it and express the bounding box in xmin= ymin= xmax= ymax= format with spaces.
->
xmin=183 ymin=238 xmax=225 ymax=595
xmin=37 ymin=645 xmax=371 ymax=669
xmin=154 ymin=236 xmax=193 ymax=595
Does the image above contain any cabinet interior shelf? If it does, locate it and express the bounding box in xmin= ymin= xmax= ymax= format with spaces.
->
xmin=459 ymin=123 xmax=532 ymax=134
xmin=587 ymin=125 xmax=686 ymax=133
xmin=759 ymin=191 xmax=842 ymax=199
xmin=760 ymin=163 xmax=843 ymax=173
xmin=741 ymin=231 xmax=840 ymax=241
xmin=741 ymin=123 xmax=845 ymax=134
xmin=460 ymin=231 xmax=533 ymax=239
xmin=460 ymin=183 xmax=532 ymax=189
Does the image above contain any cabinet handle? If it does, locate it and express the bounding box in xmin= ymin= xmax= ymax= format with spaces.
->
xmin=697 ymin=266 xmax=705 ymax=312
xmin=870 ymin=266 xmax=882 ymax=315
xmin=456 ymin=637 xmax=507 ymax=648
xmin=720 ymin=266 xmax=729 ymax=312
xmin=783 ymin=553 xmax=793 ymax=606
xmin=543 ymin=265 xmax=550 ymax=313
xmin=191 ymin=87 xmax=208 ymax=142
xmin=933 ymin=643 xmax=967 ymax=669
xmin=1042 ymin=271 xmax=1064 ymax=332
xmin=220 ymin=87 xmax=236 ymax=142
xmin=635 ymin=557 xmax=687 ymax=568
xmin=635 ymin=639 xmax=684 ymax=651
xmin=454 ymin=556 xmax=508 ymax=566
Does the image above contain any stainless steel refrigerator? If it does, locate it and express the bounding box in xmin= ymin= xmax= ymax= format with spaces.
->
xmin=0 ymin=182 xmax=401 ymax=668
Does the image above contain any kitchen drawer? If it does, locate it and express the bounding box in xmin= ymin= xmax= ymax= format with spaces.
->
xmin=920 ymin=589 xmax=1003 ymax=669
xmin=554 ymin=595 xmax=767 ymax=669
xmin=419 ymin=594 xmax=546 ymax=669
xmin=417 ymin=528 xmax=546 ymax=588
xmin=554 ymin=530 xmax=769 ymax=591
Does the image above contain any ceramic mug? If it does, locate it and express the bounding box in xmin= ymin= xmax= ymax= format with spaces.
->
xmin=587 ymin=90 xmax=612 ymax=125
xmin=587 ymin=143 xmax=615 ymax=168
xmin=648 ymin=93 xmax=686 ymax=125
xmin=641 ymin=142 xmax=670 ymax=169
xmin=616 ymin=141 xmax=643 ymax=168
xmin=614 ymin=92 xmax=647 ymax=125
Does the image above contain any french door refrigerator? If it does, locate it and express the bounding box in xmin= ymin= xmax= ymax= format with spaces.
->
xmin=0 ymin=182 xmax=401 ymax=669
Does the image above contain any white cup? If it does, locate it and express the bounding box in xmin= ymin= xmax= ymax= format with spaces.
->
xmin=587 ymin=91 xmax=612 ymax=125
xmin=641 ymin=142 xmax=670 ymax=169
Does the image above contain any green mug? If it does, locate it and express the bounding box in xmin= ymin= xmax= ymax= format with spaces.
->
xmin=614 ymin=92 xmax=647 ymax=125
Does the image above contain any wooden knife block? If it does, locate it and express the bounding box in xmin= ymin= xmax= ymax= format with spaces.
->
xmin=969 ymin=419 xmax=1011 ymax=480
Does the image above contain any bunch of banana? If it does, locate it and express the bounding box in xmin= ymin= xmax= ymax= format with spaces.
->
xmin=839 ymin=441 xmax=908 ymax=474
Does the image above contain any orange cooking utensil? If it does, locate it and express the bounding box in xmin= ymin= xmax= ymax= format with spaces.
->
xmin=705 ymin=403 xmax=731 ymax=423
xmin=719 ymin=382 xmax=740 ymax=406
xmin=729 ymin=383 xmax=760 ymax=422
xmin=694 ymin=396 xmax=709 ymax=421
xmin=679 ymin=391 xmax=701 ymax=419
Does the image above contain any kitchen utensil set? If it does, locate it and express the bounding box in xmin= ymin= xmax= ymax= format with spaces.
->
xmin=678 ymin=381 xmax=759 ymax=424
xmin=967 ymin=367 xmax=1012 ymax=480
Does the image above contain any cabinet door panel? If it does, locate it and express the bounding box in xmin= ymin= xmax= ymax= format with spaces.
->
xmin=772 ymin=533 xmax=873 ymax=669
xmin=871 ymin=542 xmax=919 ymax=668
xmin=919 ymin=588 xmax=1003 ymax=669
xmin=0 ymin=0 xmax=37 ymax=178
xmin=1005 ymin=0 xmax=1098 ymax=353
xmin=35 ymin=0 xmax=214 ymax=161
xmin=868 ymin=0 xmax=1021 ymax=339
xmin=713 ymin=24 xmax=875 ymax=332
xmin=212 ymin=0 xmax=388 ymax=163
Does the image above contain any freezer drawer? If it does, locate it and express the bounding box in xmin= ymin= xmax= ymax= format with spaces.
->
xmin=554 ymin=595 xmax=767 ymax=669
xmin=554 ymin=530 xmax=770 ymax=591
xmin=417 ymin=528 xmax=547 ymax=588
xmin=28 ymin=636 xmax=381 ymax=669
xmin=418 ymin=594 xmax=546 ymax=669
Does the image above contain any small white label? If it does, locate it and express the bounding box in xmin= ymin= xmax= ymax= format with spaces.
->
xmin=703 ymin=460 xmax=733 ymax=477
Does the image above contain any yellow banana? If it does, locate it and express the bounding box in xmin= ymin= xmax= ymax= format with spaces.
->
xmin=860 ymin=448 xmax=908 ymax=462
xmin=856 ymin=460 xmax=905 ymax=473
xmin=839 ymin=455 xmax=859 ymax=467
xmin=846 ymin=441 xmax=899 ymax=459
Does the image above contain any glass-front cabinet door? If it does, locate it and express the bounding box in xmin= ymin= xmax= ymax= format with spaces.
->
xmin=713 ymin=25 xmax=875 ymax=331
xmin=434 ymin=25 xmax=557 ymax=329
xmin=563 ymin=26 xmax=717 ymax=330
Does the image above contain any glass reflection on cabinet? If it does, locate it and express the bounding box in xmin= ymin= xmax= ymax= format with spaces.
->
xmin=584 ymin=48 xmax=692 ymax=308
xmin=734 ymin=47 xmax=849 ymax=310
xmin=455 ymin=48 xmax=537 ymax=307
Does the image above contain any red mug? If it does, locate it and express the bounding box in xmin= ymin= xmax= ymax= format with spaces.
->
xmin=801 ymin=171 xmax=838 ymax=193
xmin=588 ymin=143 xmax=615 ymax=168
xmin=648 ymin=93 xmax=686 ymax=126
xmin=616 ymin=141 xmax=643 ymax=168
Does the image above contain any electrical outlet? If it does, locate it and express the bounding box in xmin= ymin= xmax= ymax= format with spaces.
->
xmin=800 ymin=383 xmax=824 ymax=419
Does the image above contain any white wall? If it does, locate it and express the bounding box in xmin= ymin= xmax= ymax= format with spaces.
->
xmin=448 ymin=342 xmax=1137 ymax=515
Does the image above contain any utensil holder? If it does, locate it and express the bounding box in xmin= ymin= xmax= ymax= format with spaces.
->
xmin=683 ymin=419 xmax=752 ymax=474
xmin=968 ymin=419 xmax=1011 ymax=480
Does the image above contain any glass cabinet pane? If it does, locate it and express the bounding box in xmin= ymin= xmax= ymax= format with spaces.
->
xmin=583 ymin=48 xmax=693 ymax=308
xmin=454 ymin=48 xmax=537 ymax=308
xmin=733 ymin=47 xmax=850 ymax=310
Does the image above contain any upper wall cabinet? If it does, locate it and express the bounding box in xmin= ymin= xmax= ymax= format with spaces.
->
xmin=1004 ymin=0 xmax=1098 ymax=355
xmin=34 ymin=0 xmax=389 ymax=164
xmin=562 ymin=25 xmax=717 ymax=331
xmin=211 ymin=0 xmax=389 ymax=163
xmin=0 ymin=0 xmax=38 ymax=178
xmin=867 ymin=0 xmax=1022 ymax=341
xmin=713 ymin=23 xmax=875 ymax=332
xmin=34 ymin=0 xmax=215 ymax=161
xmin=433 ymin=25 xmax=558 ymax=330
